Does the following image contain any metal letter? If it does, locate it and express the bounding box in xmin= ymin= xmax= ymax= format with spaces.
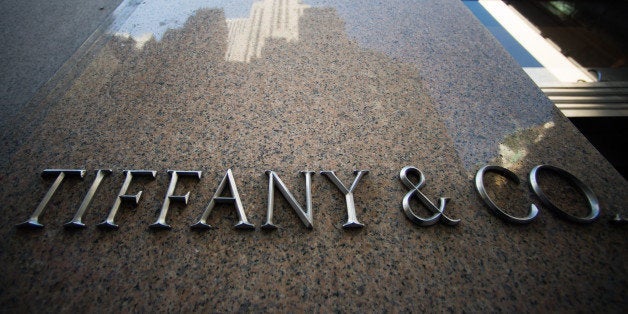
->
xmin=320 ymin=170 xmax=369 ymax=229
xmin=150 ymin=170 xmax=202 ymax=230
xmin=474 ymin=165 xmax=538 ymax=224
xmin=529 ymin=165 xmax=600 ymax=224
xmin=191 ymin=169 xmax=255 ymax=230
xmin=98 ymin=170 xmax=156 ymax=230
xmin=261 ymin=170 xmax=314 ymax=230
xmin=399 ymin=166 xmax=460 ymax=226
xmin=475 ymin=166 xmax=539 ymax=224
xmin=64 ymin=169 xmax=112 ymax=229
xmin=16 ymin=169 xmax=85 ymax=229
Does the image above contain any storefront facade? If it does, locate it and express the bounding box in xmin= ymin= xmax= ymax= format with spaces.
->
xmin=1 ymin=0 xmax=626 ymax=311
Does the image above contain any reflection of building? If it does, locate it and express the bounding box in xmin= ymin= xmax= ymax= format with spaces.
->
xmin=225 ymin=0 xmax=309 ymax=62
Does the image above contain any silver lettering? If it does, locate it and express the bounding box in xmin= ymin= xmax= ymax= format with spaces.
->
xmin=64 ymin=169 xmax=112 ymax=229
xmin=98 ymin=170 xmax=156 ymax=230
xmin=16 ymin=169 xmax=85 ymax=229
xmin=191 ymin=169 xmax=255 ymax=230
xmin=261 ymin=171 xmax=314 ymax=230
xmin=529 ymin=165 xmax=600 ymax=224
xmin=474 ymin=165 xmax=538 ymax=224
xmin=399 ymin=166 xmax=460 ymax=226
xmin=150 ymin=170 xmax=202 ymax=230
xmin=320 ymin=170 xmax=368 ymax=229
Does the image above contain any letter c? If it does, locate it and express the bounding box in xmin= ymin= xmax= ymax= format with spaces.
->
xmin=475 ymin=165 xmax=538 ymax=224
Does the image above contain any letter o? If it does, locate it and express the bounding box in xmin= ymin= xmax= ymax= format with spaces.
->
xmin=529 ymin=165 xmax=600 ymax=224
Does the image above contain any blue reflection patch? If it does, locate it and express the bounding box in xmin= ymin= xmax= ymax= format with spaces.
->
xmin=463 ymin=1 xmax=542 ymax=67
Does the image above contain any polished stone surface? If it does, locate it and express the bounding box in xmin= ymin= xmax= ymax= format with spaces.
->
xmin=0 ymin=0 xmax=626 ymax=311
xmin=0 ymin=0 xmax=124 ymax=143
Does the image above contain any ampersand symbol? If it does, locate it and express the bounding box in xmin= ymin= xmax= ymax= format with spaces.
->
xmin=399 ymin=166 xmax=460 ymax=226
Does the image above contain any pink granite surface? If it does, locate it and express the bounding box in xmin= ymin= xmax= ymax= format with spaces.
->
xmin=0 ymin=0 xmax=626 ymax=311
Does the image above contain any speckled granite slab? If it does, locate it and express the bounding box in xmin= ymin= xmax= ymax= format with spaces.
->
xmin=1 ymin=0 xmax=626 ymax=311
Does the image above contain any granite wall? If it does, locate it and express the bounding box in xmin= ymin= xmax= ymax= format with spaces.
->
xmin=0 ymin=0 xmax=626 ymax=312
